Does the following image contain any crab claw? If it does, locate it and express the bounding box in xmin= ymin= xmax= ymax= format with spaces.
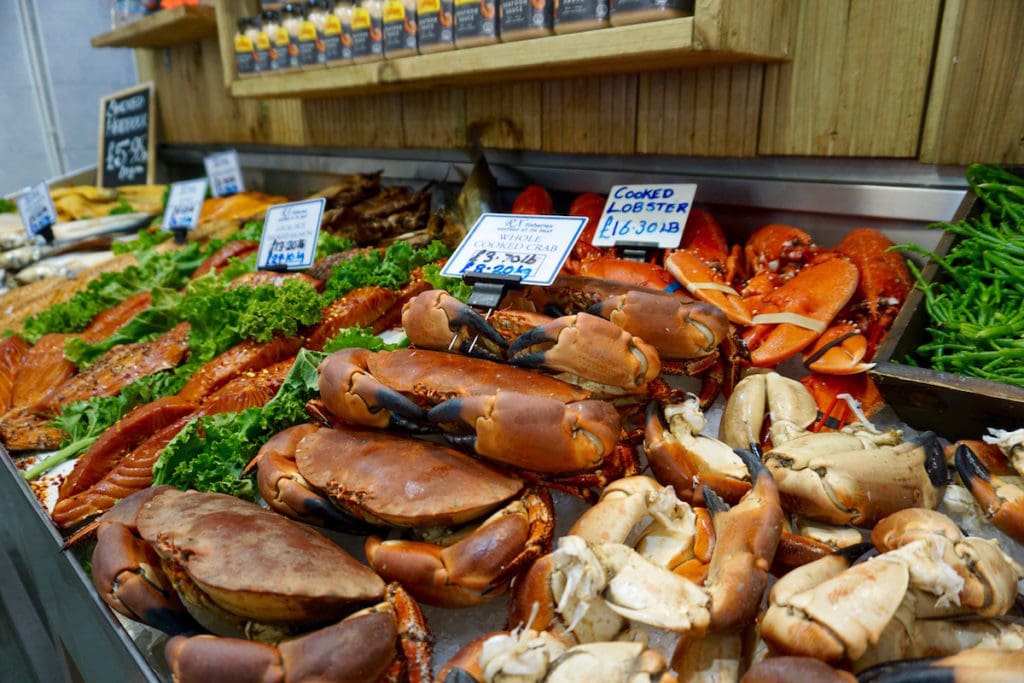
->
xmin=317 ymin=348 xmax=427 ymax=430
xmin=765 ymin=429 xmax=947 ymax=527
xmin=402 ymin=289 xmax=509 ymax=361
xmin=90 ymin=488 xmax=198 ymax=635
xmin=857 ymin=649 xmax=1024 ymax=683
xmin=589 ymin=290 xmax=728 ymax=360
xmin=166 ymin=583 xmax=433 ymax=683
xmin=955 ymin=444 xmax=1024 ymax=545
xmin=803 ymin=322 xmax=875 ymax=375
xmin=761 ymin=544 xmax=907 ymax=662
xmin=643 ymin=399 xmax=751 ymax=505
xmin=364 ymin=489 xmax=554 ymax=607
xmin=428 ymin=392 xmax=619 ymax=473
xmin=701 ymin=446 xmax=783 ymax=633
xmin=507 ymin=313 xmax=661 ymax=394
xmin=250 ymin=424 xmax=386 ymax=534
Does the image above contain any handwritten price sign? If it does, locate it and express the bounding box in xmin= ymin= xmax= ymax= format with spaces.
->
xmin=442 ymin=213 xmax=586 ymax=286
xmin=592 ymin=184 xmax=697 ymax=249
xmin=257 ymin=198 xmax=326 ymax=270
xmin=161 ymin=178 xmax=208 ymax=232
xmin=16 ymin=181 xmax=58 ymax=237
xmin=204 ymin=150 xmax=245 ymax=197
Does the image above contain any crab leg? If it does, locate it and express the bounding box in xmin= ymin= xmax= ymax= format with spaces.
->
xmin=955 ymin=443 xmax=1024 ymax=545
xmin=701 ymin=447 xmax=783 ymax=633
xmin=364 ymin=489 xmax=554 ymax=607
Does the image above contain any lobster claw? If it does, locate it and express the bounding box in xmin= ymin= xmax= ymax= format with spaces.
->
xmin=665 ymin=250 xmax=752 ymax=327
xmin=803 ymin=322 xmax=875 ymax=375
xmin=402 ymin=290 xmax=508 ymax=361
xmin=743 ymin=257 xmax=860 ymax=367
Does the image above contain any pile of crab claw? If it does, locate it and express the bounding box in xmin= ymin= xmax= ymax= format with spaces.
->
xmin=84 ymin=287 xmax=1024 ymax=683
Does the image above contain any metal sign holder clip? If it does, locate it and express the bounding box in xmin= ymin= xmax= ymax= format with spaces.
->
xmin=614 ymin=240 xmax=660 ymax=263
xmin=449 ymin=273 xmax=524 ymax=354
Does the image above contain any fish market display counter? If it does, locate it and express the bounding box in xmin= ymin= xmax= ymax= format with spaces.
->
xmin=0 ymin=148 xmax=970 ymax=682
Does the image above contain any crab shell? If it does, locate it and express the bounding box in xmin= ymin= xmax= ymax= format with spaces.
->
xmin=135 ymin=489 xmax=385 ymax=638
xmin=260 ymin=421 xmax=524 ymax=528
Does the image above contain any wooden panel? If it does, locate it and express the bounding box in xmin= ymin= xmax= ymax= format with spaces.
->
xmin=303 ymin=96 xmax=404 ymax=148
xmin=401 ymin=89 xmax=467 ymax=148
xmin=92 ymin=5 xmax=218 ymax=48
xmin=137 ymin=38 xmax=308 ymax=146
xmin=694 ymin=0 xmax=796 ymax=57
xmin=920 ymin=0 xmax=1024 ymax=164
xmin=464 ymin=83 xmax=543 ymax=149
xmin=214 ymin=0 xmax=260 ymax=89
xmin=759 ymin=0 xmax=940 ymax=157
xmin=541 ymin=76 xmax=637 ymax=154
xmin=636 ymin=63 xmax=762 ymax=156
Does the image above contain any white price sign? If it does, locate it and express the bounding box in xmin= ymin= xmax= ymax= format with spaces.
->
xmin=162 ymin=178 xmax=208 ymax=231
xmin=257 ymin=198 xmax=326 ymax=270
xmin=592 ymin=184 xmax=697 ymax=249
xmin=16 ymin=181 xmax=58 ymax=237
xmin=204 ymin=150 xmax=245 ymax=197
xmin=441 ymin=213 xmax=587 ymax=286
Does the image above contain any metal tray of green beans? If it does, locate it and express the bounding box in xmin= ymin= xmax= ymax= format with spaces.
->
xmin=871 ymin=166 xmax=1024 ymax=440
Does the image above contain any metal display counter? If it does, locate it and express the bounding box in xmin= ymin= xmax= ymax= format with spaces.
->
xmin=0 ymin=148 xmax=969 ymax=682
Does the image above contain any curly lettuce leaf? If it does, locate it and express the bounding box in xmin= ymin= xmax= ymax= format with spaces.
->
xmin=153 ymin=348 xmax=327 ymax=499
xmin=20 ymin=241 xmax=207 ymax=343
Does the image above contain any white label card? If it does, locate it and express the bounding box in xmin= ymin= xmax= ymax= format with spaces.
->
xmin=204 ymin=150 xmax=245 ymax=197
xmin=16 ymin=181 xmax=58 ymax=236
xmin=441 ymin=213 xmax=587 ymax=286
xmin=162 ymin=178 xmax=209 ymax=231
xmin=592 ymin=184 xmax=698 ymax=249
xmin=257 ymin=198 xmax=326 ymax=270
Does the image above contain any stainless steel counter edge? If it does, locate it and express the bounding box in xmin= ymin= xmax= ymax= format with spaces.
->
xmin=0 ymin=450 xmax=159 ymax=683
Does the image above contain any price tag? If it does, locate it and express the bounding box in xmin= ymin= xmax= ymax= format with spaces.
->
xmin=161 ymin=179 xmax=208 ymax=232
xmin=592 ymin=184 xmax=697 ymax=249
xmin=204 ymin=150 xmax=245 ymax=197
xmin=441 ymin=213 xmax=587 ymax=286
xmin=257 ymin=198 xmax=326 ymax=270
xmin=16 ymin=181 xmax=58 ymax=237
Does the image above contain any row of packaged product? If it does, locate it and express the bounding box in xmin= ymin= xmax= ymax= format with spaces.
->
xmin=235 ymin=0 xmax=693 ymax=75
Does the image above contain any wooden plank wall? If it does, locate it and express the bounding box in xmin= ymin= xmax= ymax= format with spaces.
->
xmin=920 ymin=0 xmax=1024 ymax=165
xmin=141 ymin=0 xmax=1021 ymax=164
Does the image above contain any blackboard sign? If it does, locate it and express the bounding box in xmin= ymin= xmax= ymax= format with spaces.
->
xmin=97 ymin=82 xmax=155 ymax=188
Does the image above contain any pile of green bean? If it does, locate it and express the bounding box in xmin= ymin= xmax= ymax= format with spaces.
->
xmin=898 ymin=164 xmax=1024 ymax=386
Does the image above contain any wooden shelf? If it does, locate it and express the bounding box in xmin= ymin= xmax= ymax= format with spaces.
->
xmin=230 ymin=17 xmax=784 ymax=99
xmin=91 ymin=5 xmax=217 ymax=49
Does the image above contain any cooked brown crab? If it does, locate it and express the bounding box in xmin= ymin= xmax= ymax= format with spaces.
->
xmin=91 ymin=487 xmax=385 ymax=643
xmin=249 ymin=423 xmax=555 ymax=608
